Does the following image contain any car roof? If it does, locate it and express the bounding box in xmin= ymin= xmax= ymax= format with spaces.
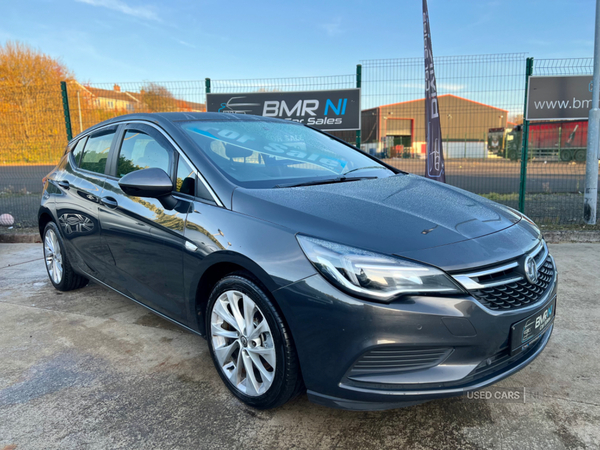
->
xmin=77 ymin=112 xmax=296 ymax=140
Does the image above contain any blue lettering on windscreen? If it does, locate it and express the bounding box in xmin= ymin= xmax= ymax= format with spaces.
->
xmin=184 ymin=125 xmax=348 ymax=173
xmin=187 ymin=127 xmax=217 ymax=139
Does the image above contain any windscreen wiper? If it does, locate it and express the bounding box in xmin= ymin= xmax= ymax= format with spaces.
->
xmin=275 ymin=176 xmax=377 ymax=189
xmin=341 ymin=166 xmax=388 ymax=176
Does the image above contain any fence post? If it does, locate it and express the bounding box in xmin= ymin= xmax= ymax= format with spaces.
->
xmin=356 ymin=64 xmax=362 ymax=148
xmin=205 ymin=78 xmax=211 ymax=94
xmin=518 ymin=57 xmax=534 ymax=213
xmin=60 ymin=81 xmax=73 ymax=141
xmin=584 ymin=0 xmax=600 ymax=224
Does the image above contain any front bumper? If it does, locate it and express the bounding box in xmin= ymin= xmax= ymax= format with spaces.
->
xmin=272 ymin=271 xmax=557 ymax=411
xmin=308 ymin=324 xmax=553 ymax=410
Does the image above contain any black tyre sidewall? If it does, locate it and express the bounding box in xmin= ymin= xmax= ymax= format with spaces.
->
xmin=43 ymin=222 xmax=72 ymax=290
xmin=206 ymin=275 xmax=293 ymax=409
xmin=560 ymin=150 xmax=572 ymax=161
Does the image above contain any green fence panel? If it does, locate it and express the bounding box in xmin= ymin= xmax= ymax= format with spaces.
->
xmin=60 ymin=81 xmax=73 ymax=141
xmin=519 ymin=57 xmax=534 ymax=213
xmin=360 ymin=54 xmax=528 ymax=213
xmin=4 ymin=54 xmax=598 ymax=229
xmin=356 ymin=64 xmax=362 ymax=148
xmin=524 ymin=58 xmax=596 ymax=225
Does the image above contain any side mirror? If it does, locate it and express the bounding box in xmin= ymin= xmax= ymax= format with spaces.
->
xmin=119 ymin=168 xmax=177 ymax=209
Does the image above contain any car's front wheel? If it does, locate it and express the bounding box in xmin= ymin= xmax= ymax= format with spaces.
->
xmin=206 ymin=274 xmax=303 ymax=409
xmin=43 ymin=221 xmax=88 ymax=291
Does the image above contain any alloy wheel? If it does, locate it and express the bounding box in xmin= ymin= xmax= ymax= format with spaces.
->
xmin=210 ymin=290 xmax=276 ymax=396
xmin=44 ymin=228 xmax=63 ymax=285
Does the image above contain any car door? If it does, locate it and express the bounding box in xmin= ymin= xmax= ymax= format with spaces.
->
xmin=98 ymin=122 xmax=190 ymax=321
xmin=54 ymin=126 xmax=118 ymax=281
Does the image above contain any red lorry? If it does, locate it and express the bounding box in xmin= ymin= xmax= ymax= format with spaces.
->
xmin=488 ymin=120 xmax=588 ymax=162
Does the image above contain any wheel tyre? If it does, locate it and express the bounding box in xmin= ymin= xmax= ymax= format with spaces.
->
xmin=43 ymin=222 xmax=88 ymax=291
xmin=206 ymin=274 xmax=303 ymax=409
xmin=560 ymin=150 xmax=572 ymax=162
xmin=575 ymin=149 xmax=586 ymax=162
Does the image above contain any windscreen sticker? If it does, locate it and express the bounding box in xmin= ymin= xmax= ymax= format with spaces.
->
xmin=186 ymin=127 xmax=217 ymax=139
xmin=186 ymin=125 xmax=347 ymax=173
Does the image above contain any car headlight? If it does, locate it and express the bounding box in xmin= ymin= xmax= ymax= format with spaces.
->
xmin=297 ymin=235 xmax=463 ymax=302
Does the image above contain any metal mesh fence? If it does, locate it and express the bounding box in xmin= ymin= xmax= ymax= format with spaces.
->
xmin=1 ymin=55 xmax=597 ymax=229
xmin=65 ymin=80 xmax=207 ymax=135
xmin=210 ymin=75 xmax=356 ymax=93
xmin=525 ymin=58 xmax=597 ymax=224
xmin=0 ymin=80 xmax=207 ymax=227
xmin=360 ymin=54 xmax=528 ymax=212
xmin=0 ymin=83 xmax=67 ymax=228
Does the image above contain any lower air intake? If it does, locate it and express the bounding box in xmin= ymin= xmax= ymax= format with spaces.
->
xmin=348 ymin=346 xmax=453 ymax=378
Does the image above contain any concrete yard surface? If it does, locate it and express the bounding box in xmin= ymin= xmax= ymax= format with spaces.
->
xmin=0 ymin=243 xmax=598 ymax=449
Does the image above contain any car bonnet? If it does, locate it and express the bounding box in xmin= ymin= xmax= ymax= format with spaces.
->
xmin=232 ymin=174 xmax=521 ymax=256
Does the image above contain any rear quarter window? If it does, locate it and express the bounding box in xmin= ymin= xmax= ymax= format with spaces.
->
xmin=70 ymin=137 xmax=87 ymax=167
xmin=80 ymin=128 xmax=116 ymax=174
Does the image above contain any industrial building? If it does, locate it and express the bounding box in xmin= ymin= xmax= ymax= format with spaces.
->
xmin=333 ymin=94 xmax=509 ymax=159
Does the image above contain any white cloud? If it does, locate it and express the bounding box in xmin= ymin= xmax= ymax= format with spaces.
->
xmin=571 ymin=39 xmax=593 ymax=47
xmin=438 ymin=83 xmax=465 ymax=92
xmin=177 ymin=40 xmax=196 ymax=49
xmin=76 ymin=0 xmax=160 ymax=21
xmin=399 ymin=82 xmax=424 ymax=89
xmin=528 ymin=39 xmax=552 ymax=47
xmin=320 ymin=17 xmax=342 ymax=36
xmin=399 ymin=82 xmax=466 ymax=93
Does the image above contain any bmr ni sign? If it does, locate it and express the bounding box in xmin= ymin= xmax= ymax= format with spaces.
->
xmin=526 ymin=75 xmax=593 ymax=121
xmin=206 ymin=89 xmax=361 ymax=131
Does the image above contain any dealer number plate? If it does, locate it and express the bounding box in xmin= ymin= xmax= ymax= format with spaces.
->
xmin=510 ymin=297 xmax=556 ymax=355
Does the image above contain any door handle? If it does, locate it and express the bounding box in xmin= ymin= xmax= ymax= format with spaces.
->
xmin=100 ymin=196 xmax=119 ymax=209
xmin=57 ymin=180 xmax=70 ymax=190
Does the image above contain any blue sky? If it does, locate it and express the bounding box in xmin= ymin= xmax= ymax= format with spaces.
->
xmin=0 ymin=0 xmax=595 ymax=83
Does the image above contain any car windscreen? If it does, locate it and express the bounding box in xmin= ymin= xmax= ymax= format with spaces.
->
xmin=179 ymin=120 xmax=393 ymax=188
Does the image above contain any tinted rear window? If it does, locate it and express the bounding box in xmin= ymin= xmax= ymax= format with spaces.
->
xmin=80 ymin=128 xmax=116 ymax=174
xmin=71 ymin=137 xmax=87 ymax=167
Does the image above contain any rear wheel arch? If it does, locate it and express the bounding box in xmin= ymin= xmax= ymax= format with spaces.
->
xmin=38 ymin=210 xmax=54 ymax=239
xmin=42 ymin=221 xmax=88 ymax=291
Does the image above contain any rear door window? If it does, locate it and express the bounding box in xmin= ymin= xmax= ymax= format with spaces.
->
xmin=80 ymin=128 xmax=116 ymax=174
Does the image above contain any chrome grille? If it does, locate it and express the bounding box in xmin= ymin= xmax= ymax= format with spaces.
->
xmin=471 ymin=257 xmax=554 ymax=310
xmin=452 ymin=241 xmax=556 ymax=311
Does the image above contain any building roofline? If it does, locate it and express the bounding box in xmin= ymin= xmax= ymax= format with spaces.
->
xmin=124 ymin=91 xmax=141 ymax=103
xmin=72 ymin=81 xmax=93 ymax=96
xmin=378 ymin=94 xmax=509 ymax=113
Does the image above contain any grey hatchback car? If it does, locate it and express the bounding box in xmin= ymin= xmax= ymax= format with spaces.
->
xmin=39 ymin=112 xmax=557 ymax=410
